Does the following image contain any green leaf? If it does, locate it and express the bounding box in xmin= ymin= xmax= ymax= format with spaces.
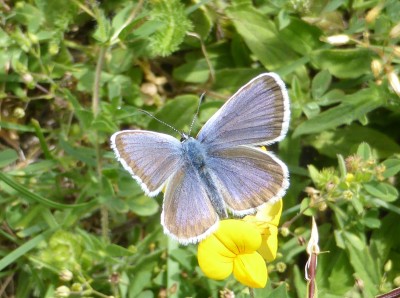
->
xmin=31 ymin=118 xmax=53 ymax=160
xmin=293 ymin=88 xmax=383 ymax=137
xmin=337 ymin=154 xmax=347 ymax=179
xmin=325 ymin=251 xmax=355 ymax=295
xmin=342 ymin=232 xmax=380 ymax=296
xmin=0 ymin=121 xmax=37 ymax=132
xmin=92 ymin=10 xmax=111 ymax=43
xmin=310 ymin=125 xmax=400 ymax=158
xmin=312 ymin=70 xmax=332 ymax=99
xmin=364 ymin=182 xmax=398 ymax=202
xmin=0 ymin=173 xmax=96 ymax=209
xmin=126 ymin=196 xmax=159 ymax=217
xmin=226 ymin=6 xmax=298 ymax=70
xmin=173 ymin=59 xmax=210 ymax=83
xmin=264 ymin=283 xmax=290 ymax=297
xmin=148 ymin=0 xmax=192 ymax=56
xmin=0 ymin=229 xmax=55 ymax=271
xmin=279 ymin=18 xmax=323 ymax=55
xmin=59 ymin=138 xmax=97 ymax=167
xmin=0 ymin=149 xmax=18 ymax=168
xmin=311 ymin=48 xmax=375 ymax=79
xmin=382 ymin=158 xmax=400 ymax=178
xmin=35 ymin=0 xmax=78 ymax=30
xmin=360 ymin=210 xmax=381 ymax=229
xmin=357 ymin=142 xmax=373 ymax=160
xmin=278 ymin=10 xmax=290 ymax=30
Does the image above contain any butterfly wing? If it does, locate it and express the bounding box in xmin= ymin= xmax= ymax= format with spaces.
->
xmin=111 ymin=130 xmax=183 ymax=196
xmin=207 ymin=146 xmax=289 ymax=214
xmin=197 ymin=73 xmax=290 ymax=151
xmin=162 ymin=163 xmax=219 ymax=244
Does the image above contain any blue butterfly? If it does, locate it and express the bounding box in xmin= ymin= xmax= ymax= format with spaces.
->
xmin=111 ymin=73 xmax=290 ymax=244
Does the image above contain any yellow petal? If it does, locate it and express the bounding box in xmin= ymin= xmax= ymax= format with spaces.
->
xmin=233 ymin=253 xmax=268 ymax=288
xmin=198 ymin=233 xmax=235 ymax=280
xmin=214 ymin=220 xmax=262 ymax=254
xmin=255 ymin=199 xmax=283 ymax=226
xmin=258 ymin=226 xmax=278 ymax=262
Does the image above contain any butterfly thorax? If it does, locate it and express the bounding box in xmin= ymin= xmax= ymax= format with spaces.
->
xmin=181 ymin=137 xmax=207 ymax=170
xmin=181 ymin=137 xmax=228 ymax=218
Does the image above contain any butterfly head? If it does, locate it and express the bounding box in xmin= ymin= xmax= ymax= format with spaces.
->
xmin=180 ymin=133 xmax=190 ymax=142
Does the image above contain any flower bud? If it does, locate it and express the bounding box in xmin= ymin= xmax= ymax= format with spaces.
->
xmin=55 ymin=286 xmax=70 ymax=297
xmin=71 ymin=283 xmax=82 ymax=292
xmin=13 ymin=107 xmax=25 ymax=119
xmin=22 ymin=73 xmax=33 ymax=84
xmin=59 ymin=269 xmax=73 ymax=282
xmin=384 ymin=260 xmax=392 ymax=272
xmin=343 ymin=190 xmax=353 ymax=201
xmin=394 ymin=275 xmax=400 ymax=287
xmin=276 ymin=262 xmax=287 ymax=273
xmin=388 ymin=71 xmax=400 ymax=97
xmin=325 ymin=34 xmax=350 ymax=45
xmin=280 ymin=227 xmax=290 ymax=237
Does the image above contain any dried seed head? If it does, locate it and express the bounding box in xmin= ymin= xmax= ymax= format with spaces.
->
xmin=371 ymin=59 xmax=383 ymax=78
xmin=365 ymin=4 xmax=383 ymax=23
xmin=389 ymin=22 xmax=400 ymax=39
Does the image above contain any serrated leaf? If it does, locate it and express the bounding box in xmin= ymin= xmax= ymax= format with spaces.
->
xmin=148 ymin=0 xmax=192 ymax=56
xmin=93 ymin=10 xmax=111 ymax=43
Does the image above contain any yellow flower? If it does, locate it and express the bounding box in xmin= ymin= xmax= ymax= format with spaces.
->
xmin=198 ymin=219 xmax=267 ymax=288
xmin=243 ymin=199 xmax=282 ymax=262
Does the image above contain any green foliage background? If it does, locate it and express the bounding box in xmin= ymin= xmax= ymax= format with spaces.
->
xmin=1 ymin=0 xmax=400 ymax=297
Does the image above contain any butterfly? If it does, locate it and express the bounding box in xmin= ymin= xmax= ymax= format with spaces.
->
xmin=111 ymin=73 xmax=290 ymax=245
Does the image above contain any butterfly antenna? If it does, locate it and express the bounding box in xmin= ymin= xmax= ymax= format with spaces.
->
xmin=188 ymin=92 xmax=206 ymax=136
xmin=138 ymin=109 xmax=185 ymax=138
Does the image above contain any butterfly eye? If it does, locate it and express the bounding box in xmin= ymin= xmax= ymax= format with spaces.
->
xmin=180 ymin=133 xmax=189 ymax=142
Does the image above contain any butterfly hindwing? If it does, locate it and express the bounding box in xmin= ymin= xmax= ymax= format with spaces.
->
xmin=207 ymin=146 xmax=289 ymax=215
xmin=162 ymin=163 xmax=219 ymax=244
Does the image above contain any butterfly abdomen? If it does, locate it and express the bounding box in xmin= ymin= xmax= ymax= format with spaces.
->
xmin=182 ymin=138 xmax=228 ymax=218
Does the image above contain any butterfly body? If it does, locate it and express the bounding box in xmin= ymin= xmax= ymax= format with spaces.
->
xmin=182 ymin=137 xmax=228 ymax=218
xmin=111 ymin=73 xmax=290 ymax=244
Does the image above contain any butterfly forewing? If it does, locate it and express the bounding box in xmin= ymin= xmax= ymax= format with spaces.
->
xmin=111 ymin=131 xmax=183 ymax=196
xmin=197 ymin=73 xmax=290 ymax=151
xmin=162 ymin=163 xmax=219 ymax=244
xmin=207 ymin=146 xmax=289 ymax=214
